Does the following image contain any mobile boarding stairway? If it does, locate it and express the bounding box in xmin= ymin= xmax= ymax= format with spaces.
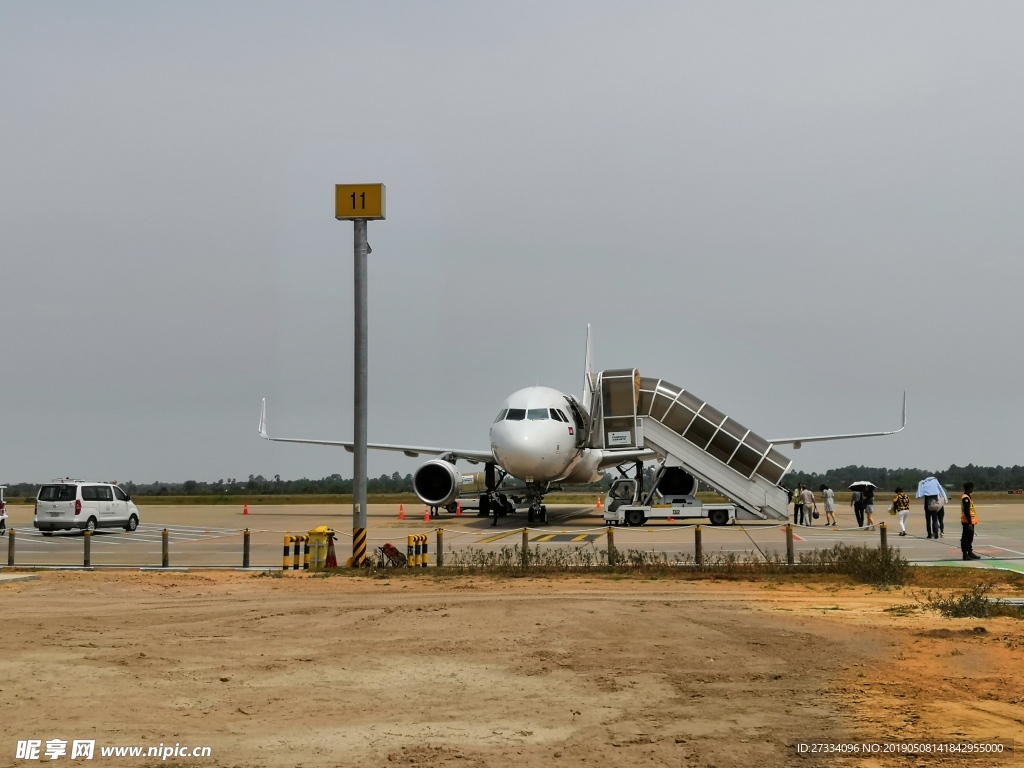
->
xmin=591 ymin=369 xmax=792 ymax=523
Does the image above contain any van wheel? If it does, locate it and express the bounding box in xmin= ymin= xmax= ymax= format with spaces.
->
xmin=708 ymin=509 xmax=729 ymax=526
xmin=42 ymin=531 xmax=53 ymax=536
xmin=85 ymin=517 xmax=98 ymax=533
xmin=125 ymin=514 xmax=139 ymax=532
xmin=625 ymin=508 xmax=647 ymax=527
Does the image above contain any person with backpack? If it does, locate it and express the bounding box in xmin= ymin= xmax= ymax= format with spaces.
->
xmin=917 ymin=477 xmax=949 ymax=539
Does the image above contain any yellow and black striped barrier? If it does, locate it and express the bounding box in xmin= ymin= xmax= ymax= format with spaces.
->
xmin=282 ymin=534 xmax=310 ymax=571
xmin=406 ymin=533 xmax=429 ymax=567
xmin=352 ymin=527 xmax=367 ymax=567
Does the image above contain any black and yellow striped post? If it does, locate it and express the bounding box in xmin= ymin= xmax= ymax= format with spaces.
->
xmin=303 ymin=536 xmax=311 ymax=570
xmin=413 ymin=534 xmax=422 ymax=566
xmin=407 ymin=534 xmax=415 ymax=567
xmin=420 ymin=533 xmax=429 ymax=567
xmin=351 ymin=528 xmax=367 ymax=567
xmin=282 ymin=535 xmax=291 ymax=570
xmin=291 ymin=535 xmax=307 ymax=570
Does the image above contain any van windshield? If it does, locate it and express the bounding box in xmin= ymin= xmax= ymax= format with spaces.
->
xmin=38 ymin=485 xmax=77 ymax=502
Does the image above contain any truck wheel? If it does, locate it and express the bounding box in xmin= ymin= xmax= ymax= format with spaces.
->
xmin=625 ymin=508 xmax=646 ymax=527
xmin=446 ymin=502 xmax=458 ymax=514
xmin=708 ymin=509 xmax=729 ymax=526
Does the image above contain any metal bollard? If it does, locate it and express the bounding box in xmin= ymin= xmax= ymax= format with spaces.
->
xmin=7 ymin=528 xmax=15 ymax=566
xmin=879 ymin=523 xmax=888 ymax=552
xmin=303 ymin=536 xmax=311 ymax=570
xmin=243 ymin=528 xmax=250 ymax=568
xmin=421 ymin=533 xmax=429 ymax=567
xmin=607 ymin=526 xmax=616 ymax=566
xmin=407 ymin=534 xmax=414 ymax=568
xmin=162 ymin=528 xmax=169 ymax=568
xmin=436 ymin=529 xmax=444 ymax=568
xmin=694 ymin=525 xmax=703 ymax=566
xmin=786 ymin=524 xmax=794 ymax=565
xmin=521 ymin=528 xmax=529 ymax=567
xmin=83 ymin=530 xmax=91 ymax=568
xmin=292 ymin=536 xmax=303 ymax=570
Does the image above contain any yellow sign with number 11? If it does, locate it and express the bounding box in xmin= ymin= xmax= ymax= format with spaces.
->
xmin=335 ymin=184 xmax=386 ymax=220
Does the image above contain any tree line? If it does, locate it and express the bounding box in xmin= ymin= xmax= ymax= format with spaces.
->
xmin=4 ymin=463 xmax=1022 ymax=499
xmin=784 ymin=464 xmax=1024 ymax=492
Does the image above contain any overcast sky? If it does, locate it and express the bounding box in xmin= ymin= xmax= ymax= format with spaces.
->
xmin=2 ymin=1 xmax=1022 ymax=484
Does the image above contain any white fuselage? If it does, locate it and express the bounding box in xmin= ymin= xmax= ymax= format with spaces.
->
xmin=488 ymin=386 xmax=601 ymax=484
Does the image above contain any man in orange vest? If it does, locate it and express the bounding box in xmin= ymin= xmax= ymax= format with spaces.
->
xmin=961 ymin=481 xmax=980 ymax=560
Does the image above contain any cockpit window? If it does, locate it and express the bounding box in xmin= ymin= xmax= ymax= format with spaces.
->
xmin=527 ymin=408 xmax=548 ymax=420
xmin=505 ymin=408 xmax=526 ymax=421
xmin=549 ymin=408 xmax=566 ymax=422
xmin=494 ymin=409 xmax=508 ymax=423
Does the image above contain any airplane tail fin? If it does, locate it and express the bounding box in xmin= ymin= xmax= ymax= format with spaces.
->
xmin=582 ymin=324 xmax=596 ymax=412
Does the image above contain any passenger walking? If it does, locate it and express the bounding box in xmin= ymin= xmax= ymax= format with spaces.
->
xmin=916 ymin=477 xmax=949 ymax=539
xmin=800 ymin=486 xmax=817 ymax=526
xmin=793 ymin=483 xmax=806 ymax=526
xmin=961 ymin=481 xmax=980 ymax=560
xmin=820 ymin=485 xmax=836 ymax=526
xmin=851 ymin=488 xmax=864 ymax=528
xmin=863 ymin=485 xmax=876 ymax=531
xmin=892 ymin=487 xmax=912 ymax=536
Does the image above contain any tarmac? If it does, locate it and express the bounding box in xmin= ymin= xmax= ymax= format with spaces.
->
xmin=2 ymin=501 xmax=1022 ymax=572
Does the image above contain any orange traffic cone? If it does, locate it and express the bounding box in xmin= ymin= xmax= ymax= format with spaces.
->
xmin=423 ymin=508 xmax=430 ymax=522
xmin=398 ymin=504 xmax=405 ymax=520
xmin=596 ymin=497 xmax=603 ymax=510
xmin=243 ymin=503 xmax=249 ymax=516
xmin=325 ymin=533 xmax=338 ymax=568
xmin=456 ymin=502 xmax=462 ymax=517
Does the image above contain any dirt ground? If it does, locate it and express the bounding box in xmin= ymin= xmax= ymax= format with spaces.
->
xmin=1 ymin=572 xmax=1022 ymax=767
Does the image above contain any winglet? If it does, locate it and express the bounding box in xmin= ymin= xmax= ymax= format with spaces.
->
xmin=769 ymin=391 xmax=907 ymax=448
xmin=259 ymin=398 xmax=269 ymax=439
xmin=582 ymin=324 xmax=595 ymax=412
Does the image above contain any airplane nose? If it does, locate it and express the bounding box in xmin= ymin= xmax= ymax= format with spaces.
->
xmin=492 ymin=425 xmax=563 ymax=480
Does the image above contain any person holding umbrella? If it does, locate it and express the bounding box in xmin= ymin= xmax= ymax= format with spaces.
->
xmin=917 ymin=476 xmax=949 ymax=539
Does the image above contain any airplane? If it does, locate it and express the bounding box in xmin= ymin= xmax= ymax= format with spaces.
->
xmin=259 ymin=327 xmax=906 ymax=525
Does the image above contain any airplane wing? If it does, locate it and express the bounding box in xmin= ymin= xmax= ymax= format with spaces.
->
xmin=768 ymin=392 xmax=906 ymax=449
xmin=259 ymin=399 xmax=494 ymax=464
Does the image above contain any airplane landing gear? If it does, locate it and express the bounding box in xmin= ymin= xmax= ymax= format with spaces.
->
xmin=525 ymin=483 xmax=550 ymax=526
xmin=527 ymin=502 xmax=548 ymax=525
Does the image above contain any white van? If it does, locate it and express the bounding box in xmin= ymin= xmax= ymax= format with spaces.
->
xmin=34 ymin=480 xmax=140 ymax=535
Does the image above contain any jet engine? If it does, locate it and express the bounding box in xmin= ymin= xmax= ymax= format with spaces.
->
xmin=657 ymin=466 xmax=697 ymax=496
xmin=413 ymin=460 xmax=463 ymax=507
